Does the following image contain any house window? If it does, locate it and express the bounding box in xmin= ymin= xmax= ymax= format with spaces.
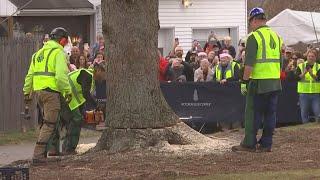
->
xmin=158 ymin=28 xmax=174 ymax=57
xmin=158 ymin=48 xmax=164 ymax=56
xmin=192 ymin=28 xmax=235 ymax=49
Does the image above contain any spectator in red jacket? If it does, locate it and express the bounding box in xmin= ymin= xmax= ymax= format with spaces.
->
xmin=158 ymin=50 xmax=169 ymax=81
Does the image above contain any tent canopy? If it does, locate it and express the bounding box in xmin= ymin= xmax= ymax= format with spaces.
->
xmin=267 ymin=9 xmax=320 ymax=46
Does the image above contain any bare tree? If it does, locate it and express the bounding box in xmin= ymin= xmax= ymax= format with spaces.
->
xmin=262 ymin=0 xmax=320 ymax=19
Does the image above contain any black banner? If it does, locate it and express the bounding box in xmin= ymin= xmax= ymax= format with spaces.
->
xmin=160 ymin=81 xmax=301 ymax=124
xmin=277 ymin=81 xmax=301 ymax=123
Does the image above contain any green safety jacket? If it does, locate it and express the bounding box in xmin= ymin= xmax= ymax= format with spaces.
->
xmin=23 ymin=40 xmax=71 ymax=97
xmin=250 ymin=27 xmax=282 ymax=79
xmin=215 ymin=61 xmax=238 ymax=81
xmin=68 ymin=69 xmax=94 ymax=111
xmin=297 ymin=62 xmax=320 ymax=93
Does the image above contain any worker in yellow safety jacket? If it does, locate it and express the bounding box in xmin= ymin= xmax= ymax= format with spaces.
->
xmin=23 ymin=27 xmax=72 ymax=165
xmin=232 ymin=7 xmax=283 ymax=153
xmin=49 ymin=63 xmax=106 ymax=156
xmin=293 ymin=49 xmax=320 ymax=123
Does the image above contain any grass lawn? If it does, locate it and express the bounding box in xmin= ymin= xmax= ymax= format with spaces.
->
xmin=184 ymin=168 xmax=320 ymax=180
xmin=280 ymin=122 xmax=320 ymax=132
xmin=184 ymin=123 xmax=320 ymax=180
xmin=0 ymin=129 xmax=38 ymax=145
xmin=0 ymin=128 xmax=102 ymax=146
xmin=1 ymin=123 xmax=318 ymax=146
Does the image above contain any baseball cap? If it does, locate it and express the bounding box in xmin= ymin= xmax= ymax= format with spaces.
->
xmin=249 ymin=7 xmax=265 ymax=21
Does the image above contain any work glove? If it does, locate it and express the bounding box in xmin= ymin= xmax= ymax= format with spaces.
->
xmin=65 ymin=93 xmax=72 ymax=103
xmin=240 ymin=83 xmax=247 ymax=95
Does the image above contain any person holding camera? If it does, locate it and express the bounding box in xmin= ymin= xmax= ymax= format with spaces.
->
xmin=185 ymin=40 xmax=203 ymax=63
xmin=294 ymin=49 xmax=320 ymax=123
xmin=188 ymin=51 xmax=200 ymax=71
xmin=236 ymin=39 xmax=246 ymax=63
xmin=223 ymin=36 xmax=236 ymax=58
xmin=165 ymin=58 xmax=187 ymax=82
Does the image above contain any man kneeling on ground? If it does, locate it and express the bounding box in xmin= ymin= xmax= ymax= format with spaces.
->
xmin=49 ymin=63 xmax=106 ymax=155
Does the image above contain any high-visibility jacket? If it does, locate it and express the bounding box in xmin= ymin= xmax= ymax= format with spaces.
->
xmin=297 ymin=62 xmax=320 ymax=93
xmin=215 ymin=61 xmax=238 ymax=81
xmin=68 ymin=69 xmax=94 ymax=111
xmin=250 ymin=26 xmax=282 ymax=79
xmin=23 ymin=40 xmax=71 ymax=96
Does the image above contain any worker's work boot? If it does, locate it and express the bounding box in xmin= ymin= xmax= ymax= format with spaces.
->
xmin=256 ymin=144 xmax=272 ymax=153
xmin=33 ymin=143 xmax=46 ymax=159
xmin=231 ymin=144 xmax=256 ymax=152
xmin=32 ymin=157 xmax=61 ymax=166
xmin=32 ymin=143 xmax=46 ymax=166
xmin=32 ymin=142 xmax=60 ymax=166
xmin=47 ymin=149 xmax=60 ymax=157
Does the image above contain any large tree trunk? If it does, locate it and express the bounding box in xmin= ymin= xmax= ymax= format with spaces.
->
xmin=102 ymin=0 xmax=178 ymax=129
xmin=96 ymin=0 xmax=208 ymax=152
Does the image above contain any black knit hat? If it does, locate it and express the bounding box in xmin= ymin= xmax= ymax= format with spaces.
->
xmin=49 ymin=27 xmax=69 ymax=41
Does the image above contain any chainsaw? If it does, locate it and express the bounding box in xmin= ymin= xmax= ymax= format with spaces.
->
xmin=20 ymin=95 xmax=32 ymax=120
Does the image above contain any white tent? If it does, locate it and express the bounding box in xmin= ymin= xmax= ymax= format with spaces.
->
xmin=267 ymin=9 xmax=320 ymax=46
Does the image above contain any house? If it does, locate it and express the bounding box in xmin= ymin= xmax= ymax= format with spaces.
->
xmin=158 ymin=0 xmax=247 ymax=56
xmin=0 ymin=0 xmax=99 ymax=44
xmin=94 ymin=0 xmax=248 ymax=56
xmin=1 ymin=0 xmax=247 ymax=54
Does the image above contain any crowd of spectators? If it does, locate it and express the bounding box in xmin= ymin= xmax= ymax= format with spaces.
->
xmin=282 ymin=46 xmax=319 ymax=81
xmin=41 ymin=31 xmax=320 ymax=125
xmin=56 ymin=34 xmax=107 ymax=115
xmin=158 ymin=33 xmax=320 ymax=85
xmin=64 ymin=34 xmax=106 ymax=72
xmin=157 ymin=32 xmax=320 ymax=124
xmin=158 ymin=33 xmax=243 ymax=84
xmin=284 ymin=47 xmax=320 ymax=124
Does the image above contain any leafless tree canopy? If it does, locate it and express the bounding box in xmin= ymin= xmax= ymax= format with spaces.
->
xmin=248 ymin=0 xmax=320 ymax=19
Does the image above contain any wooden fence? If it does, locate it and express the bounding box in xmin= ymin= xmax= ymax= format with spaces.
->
xmin=0 ymin=37 xmax=42 ymax=132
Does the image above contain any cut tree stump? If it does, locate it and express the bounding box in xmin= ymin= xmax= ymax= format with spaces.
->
xmin=95 ymin=122 xmax=236 ymax=155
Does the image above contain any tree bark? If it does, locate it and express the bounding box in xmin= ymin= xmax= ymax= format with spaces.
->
xmin=95 ymin=0 xmax=226 ymax=153
xmin=101 ymin=0 xmax=179 ymax=129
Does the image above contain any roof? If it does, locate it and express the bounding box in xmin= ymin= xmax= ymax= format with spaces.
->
xmin=9 ymin=0 xmax=94 ymax=9
xmin=88 ymin=0 xmax=100 ymax=6
xmin=267 ymin=9 xmax=320 ymax=45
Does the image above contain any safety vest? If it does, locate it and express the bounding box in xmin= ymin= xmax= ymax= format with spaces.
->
xmin=68 ymin=69 xmax=95 ymax=111
xmin=297 ymin=62 xmax=320 ymax=93
xmin=250 ymin=26 xmax=282 ymax=79
xmin=32 ymin=47 xmax=62 ymax=92
xmin=215 ymin=61 xmax=238 ymax=81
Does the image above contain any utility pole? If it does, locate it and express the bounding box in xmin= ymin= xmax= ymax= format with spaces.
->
xmin=8 ymin=17 xmax=13 ymax=38
xmin=310 ymin=11 xmax=319 ymax=44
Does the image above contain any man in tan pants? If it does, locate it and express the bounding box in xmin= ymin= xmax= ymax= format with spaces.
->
xmin=23 ymin=27 xmax=72 ymax=164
